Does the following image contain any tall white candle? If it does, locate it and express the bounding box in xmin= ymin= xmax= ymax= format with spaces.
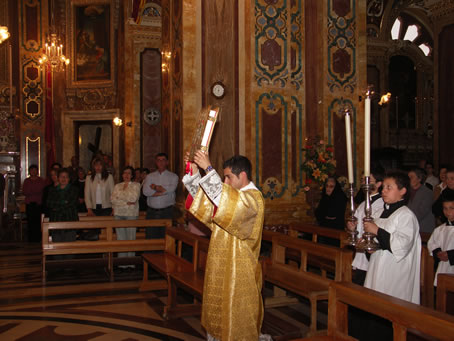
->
xmin=344 ymin=110 xmax=354 ymax=183
xmin=364 ymin=94 xmax=371 ymax=177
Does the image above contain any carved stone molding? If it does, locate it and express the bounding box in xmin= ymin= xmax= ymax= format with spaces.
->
xmin=65 ymin=87 xmax=116 ymax=110
xmin=427 ymin=0 xmax=454 ymax=19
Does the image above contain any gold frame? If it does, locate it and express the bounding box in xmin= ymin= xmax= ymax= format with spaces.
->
xmin=66 ymin=0 xmax=115 ymax=88
xmin=188 ymin=106 xmax=220 ymax=160
xmin=25 ymin=136 xmax=41 ymax=176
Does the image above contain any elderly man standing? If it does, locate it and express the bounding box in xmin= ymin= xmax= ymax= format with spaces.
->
xmin=183 ymin=151 xmax=269 ymax=341
xmin=143 ymin=153 xmax=178 ymax=239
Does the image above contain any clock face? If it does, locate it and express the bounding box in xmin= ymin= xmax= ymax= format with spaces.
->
xmin=212 ymin=82 xmax=225 ymax=99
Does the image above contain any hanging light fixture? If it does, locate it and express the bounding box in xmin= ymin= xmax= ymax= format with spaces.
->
xmin=39 ymin=0 xmax=69 ymax=71
xmin=0 ymin=26 xmax=10 ymax=44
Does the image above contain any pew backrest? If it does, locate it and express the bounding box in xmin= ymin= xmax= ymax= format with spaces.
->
xmin=271 ymin=234 xmax=352 ymax=281
xmin=288 ymin=223 xmax=348 ymax=248
xmin=327 ymin=281 xmax=454 ymax=341
xmin=436 ymin=273 xmax=454 ymax=314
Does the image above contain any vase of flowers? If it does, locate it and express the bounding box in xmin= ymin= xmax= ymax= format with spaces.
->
xmin=302 ymin=136 xmax=337 ymax=214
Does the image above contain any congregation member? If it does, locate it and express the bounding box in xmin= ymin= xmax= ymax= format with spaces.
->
xmin=428 ymin=192 xmax=454 ymax=286
xmin=143 ymin=153 xmax=178 ymax=239
xmin=408 ymin=168 xmax=435 ymax=233
xmin=425 ymin=162 xmax=439 ymax=190
xmin=67 ymin=156 xmax=79 ymax=183
xmin=46 ymin=168 xmax=79 ymax=242
xmin=363 ymin=171 xmax=421 ymax=304
xmin=433 ymin=167 xmax=454 ymax=223
xmin=22 ymin=165 xmax=46 ymax=243
xmin=75 ymin=167 xmax=87 ymax=213
xmin=315 ymin=176 xmax=347 ymax=230
xmin=134 ymin=168 xmax=142 ymax=183
xmin=111 ymin=166 xmax=141 ymax=272
xmin=434 ymin=164 xmax=449 ymax=202
xmin=41 ymin=168 xmax=59 ymax=217
xmin=346 ymin=167 xmax=384 ymax=285
xmin=183 ymin=151 xmax=269 ymax=341
xmin=139 ymin=168 xmax=150 ymax=212
xmin=84 ymin=157 xmax=115 ymax=240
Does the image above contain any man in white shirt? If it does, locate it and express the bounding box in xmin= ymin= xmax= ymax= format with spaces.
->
xmin=142 ymin=153 xmax=178 ymax=239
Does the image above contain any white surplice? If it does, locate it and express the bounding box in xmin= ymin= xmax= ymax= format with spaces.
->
xmin=364 ymin=206 xmax=421 ymax=304
xmin=427 ymin=223 xmax=454 ymax=286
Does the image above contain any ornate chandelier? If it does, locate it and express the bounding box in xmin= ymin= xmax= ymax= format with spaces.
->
xmin=0 ymin=26 xmax=10 ymax=44
xmin=39 ymin=0 xmax=69 ymax=71
xmin=39 ymin=32 xmax=70 ymax=71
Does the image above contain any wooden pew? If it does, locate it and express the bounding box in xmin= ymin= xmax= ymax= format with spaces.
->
xmin=166 ymin=234 xmax=209 ymax=319
xmin=139 ymin=226 xmax=199 ymax=293
xmin=299 ymin=281 xmax=454 ymax=341
xmin=264 ymin=234 xmax=352 ymax=335
xmin=436 ymin=273 xmax=454 ymax=314
xmin=139 ymin=226 xmax=210 ymax=319
xmin=421 ymin=245 xmax=435 ymax=308
xmin=288 ymin=223 xmax=348 ymax=248
xmin=41 ymin=218 xmax=171 ymax=283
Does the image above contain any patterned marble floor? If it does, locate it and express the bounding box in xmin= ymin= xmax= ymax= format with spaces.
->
xmin=0 ymin=243 xmax=317 ymax=341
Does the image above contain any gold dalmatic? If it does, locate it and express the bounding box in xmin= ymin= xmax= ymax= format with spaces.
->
xmin=190 ymin=183 xmax=265 ymax=341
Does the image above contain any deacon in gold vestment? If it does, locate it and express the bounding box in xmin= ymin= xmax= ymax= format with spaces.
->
xmin=183 ymin=152 xmax=266 ymax=341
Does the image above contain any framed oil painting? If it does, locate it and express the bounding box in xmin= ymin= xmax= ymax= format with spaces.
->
xmin=67 ymin=0 xmax=114 ymax=87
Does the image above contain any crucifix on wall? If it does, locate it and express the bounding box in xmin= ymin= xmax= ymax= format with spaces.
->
xmin=87 ymin=126 xmax=103 ymax=157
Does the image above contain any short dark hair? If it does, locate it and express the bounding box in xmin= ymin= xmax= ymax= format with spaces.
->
xmin=371 ymin=165 xmax=385 ymax=183
xmin=442 ymin=190 xmax=454 ymax=204
xmin=142 ymin=168 xmax=150 ymax=174
xmin=156 ymin=152 xmax=168 ymax=160
xmin=51 ymin=162 xmax=62 ymax=169
xmin=123 ymin=166 xmax=135 ymax=180
xmin=223 ymin=155 xmax=252 ymax=181
xmin=385 ymin=170 xmax=410 ymax=203
xmin=409 ymin=168 xmax=426 ymax=184
xmin=446 ymin=167 xmax=454 ymax=175
xmin=57 ymin=168 xmax=70 ymax=177
xmin=28 ymin=164 xmax=38 ymax=173
xmin=439 ymin=164 xmax=450 ymax=172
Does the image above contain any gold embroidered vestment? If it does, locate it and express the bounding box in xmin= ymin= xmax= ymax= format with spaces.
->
xmin=190 ymin=183 xmax=265 ymax=341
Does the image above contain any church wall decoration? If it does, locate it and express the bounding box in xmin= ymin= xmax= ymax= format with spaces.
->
xmin=327 ymin=0 xmax=357 ymax=94
xmin=19 ymin=0 xmax=45 ymax=122
xmin=253 ymin=0 xmax=304 ymax=202
xmin=170 ymin=0 xmax=182 ymax=173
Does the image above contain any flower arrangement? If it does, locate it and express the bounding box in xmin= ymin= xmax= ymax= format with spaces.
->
xmin=302 ymin=136 xmax=337 ymax=188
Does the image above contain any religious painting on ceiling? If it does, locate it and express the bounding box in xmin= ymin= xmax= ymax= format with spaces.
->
xmin=67 ymin=0 xmax=114 ymax=87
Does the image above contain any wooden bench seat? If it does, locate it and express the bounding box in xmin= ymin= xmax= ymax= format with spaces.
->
xmin=139 ymin=226 xmax=198 ymax=293
xmin=166 ymin=235 xmax=209 ymax=319
xmin=42 ymin=218 xmax=171 ymax=283
xmin=264 ymin=234 xmax=352 ymax=335
xmin=298 ymin=281 xmax=454 ymax=341
xmin=139 ymin=227 xmax=210 ymax=319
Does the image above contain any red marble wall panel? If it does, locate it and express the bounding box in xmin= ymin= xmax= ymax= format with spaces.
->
xmin=261 ymin=108 xmax=282 ymax=182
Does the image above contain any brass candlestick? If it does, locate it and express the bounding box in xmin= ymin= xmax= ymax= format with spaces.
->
xmin=345 ymin=183 xmax=358 ymax=246
xmin=356 ymin=176 xmax=380 ymax=252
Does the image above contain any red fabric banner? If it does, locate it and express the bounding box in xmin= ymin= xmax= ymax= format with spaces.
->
xmin=45 ymin=68 xmax=56 ymax=173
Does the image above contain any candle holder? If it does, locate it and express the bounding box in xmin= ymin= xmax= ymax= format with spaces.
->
xmin=356 ymin=176 xmax=380 ymax=252
xmin=345 ymin=183 xmax=358 ymax=246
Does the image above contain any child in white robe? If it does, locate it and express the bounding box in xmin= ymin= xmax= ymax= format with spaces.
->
xmin=427 ymin=192 xmax=454 ymax=286
xmin=364 ymin=171 xmax=421 ymax=304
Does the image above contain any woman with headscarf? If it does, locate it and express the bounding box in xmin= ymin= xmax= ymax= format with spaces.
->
xmin=315 ymin=176 xmax=348 ymax=230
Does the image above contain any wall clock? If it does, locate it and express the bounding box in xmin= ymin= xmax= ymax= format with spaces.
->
xmin=211 ymin=81 xmax=226 ymax=99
